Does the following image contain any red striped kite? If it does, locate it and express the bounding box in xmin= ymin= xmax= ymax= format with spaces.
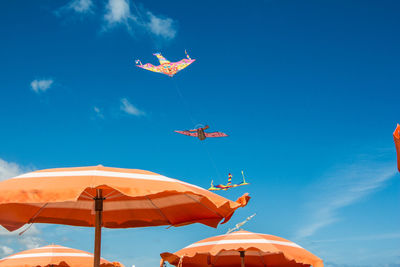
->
xmin=175 ymin=125 xmax=228 ymax=141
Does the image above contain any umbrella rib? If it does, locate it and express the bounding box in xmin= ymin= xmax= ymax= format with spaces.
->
xmin=80 ymin=194 xmax=93 ymax=200
xmin=82 ymin=190 xmax=94 ymax=199
xmin=257 ymin=250 xmax=266 ymax=267
xmin=103 ymin=189 xmax=122 ymax=199
xmin=145 ymin=196 xmax=172 ymax=225
xmin=183 ymin=193 xmax=224 ymax=219
xmin=19 ymin=203 xmax=49 ymax=236
xmin=29 ymin=202 xmax=48 ymax=223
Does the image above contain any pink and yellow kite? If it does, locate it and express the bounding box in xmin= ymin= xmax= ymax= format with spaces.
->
xmin=135 ymin=51 xmax=195 ymax=77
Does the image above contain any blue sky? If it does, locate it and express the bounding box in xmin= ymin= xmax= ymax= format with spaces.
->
xmin=0 ymin=0 xmax=399 ymax=266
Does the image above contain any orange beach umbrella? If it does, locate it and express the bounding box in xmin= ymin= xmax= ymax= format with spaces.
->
xmin=394 ymin=124 xmax=400 ymax=172
xmin=0 ymin=244 xmax=121 ymax=267
xmin=0 ymin=165 xmax=250 ymax=267
xmin=160 ymin=230 xmax=323 ymax=267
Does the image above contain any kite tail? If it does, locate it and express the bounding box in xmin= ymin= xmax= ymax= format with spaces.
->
xmin=227 ymin=173 xmax=232 ymax=186
xmin=185 ymin=49 xmax=191 ymax=59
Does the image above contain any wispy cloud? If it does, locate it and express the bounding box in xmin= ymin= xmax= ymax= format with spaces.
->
xmin=18 ymin=235 xmax=43 ymax=249
xmin=0 ymin=246 xmax=13 ymax=258
xmin=66 ymin=0 xmax=94 ymax=14
xmin=93 ymin=106 xmax=104 ymax=118
xmin=120 ymin=98 xmax=145 ymax=116
xmin=0 ymin=158 xmax=27 ymax=181
xmin=323 ymin=248 xmax=400 ymax=267
xmin=296 ymin=159 xmax=396 ymax=240
xmin=0 ymin=225 xmax=43 ymax=257
xmin=145 ymin=11 xmax=177 ymax=40
xmin=311 ymin=232 xmax=400 ymax=243
xmin=54 ymin=0 xmax=94 ymax=18
xmin=30 ymin=79 xmax=54 ymax=94
xmin=55 ymin=0 xmax=178 ymax=40
xmin=102 ymin=0 xmax=177 ymax=40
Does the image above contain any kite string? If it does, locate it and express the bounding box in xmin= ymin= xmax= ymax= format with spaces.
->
xmin=172 ymin=78 xmax=223 ymax=182
xmin=172 ymin=78 xmax=197 ymax=126
xmin=200 ymin=141 xmax=223 ymax=182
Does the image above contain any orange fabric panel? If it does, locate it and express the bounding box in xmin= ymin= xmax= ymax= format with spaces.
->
xmin=160 ymin=230 xmax=323 ymax=267
xmin=394 ymin=124 xmax=400 ymax=172
xmin=0 ymin=165 xmax=250 ymax=231
xmin=0 ymin=245 xmax=118 ymax=267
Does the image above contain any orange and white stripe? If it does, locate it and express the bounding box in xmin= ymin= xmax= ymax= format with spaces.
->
xmin=0 ymin=165 xmax=249 ymax=231
xmin=0 ymin=245 xmax=118 ymax=267
xmin=161 ymin=230 xmax=323 ymax=267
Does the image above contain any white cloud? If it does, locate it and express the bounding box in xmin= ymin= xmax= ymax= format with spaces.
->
xmin=0 ymin=246 xmax=13 ymax=257
xmin=120 ymin=98 xmax=145 ymax=116
xmin=93 ymin=106 xmax=104 ymax=118
xmin=102 ymin=0 xmax=177 ymax=40
xmin=0 ymin=158 xmax=25 ymax=181
xmin=104 ymin=0 xmax=134 ymax=26
xmin=296 ymin=159 xmax=396 ymax=240
xmin=0 ymin=225 xmax=43 ymax=257
xmin=55 ymin=0 xmax=178 ymax=40
xmin=30 ymin=79 xmax=54 ymax=93
xmin=67 ymin=0 xmax=94 ymax=13
xmin=146 ymin=11 xmax=176 ymax=40
xmin=18 ymin=236 xmax=42 ymax=249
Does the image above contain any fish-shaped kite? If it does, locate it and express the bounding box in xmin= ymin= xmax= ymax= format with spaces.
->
xmin=135 ymin=51 xmax=195 ymax=77
xmin=209 ymin=171 xmax=250 ymax=191
xmin=394 ymin=124 xmax=400 ymax=172
xmin=175 ymin=125 xmax=227 ymax=141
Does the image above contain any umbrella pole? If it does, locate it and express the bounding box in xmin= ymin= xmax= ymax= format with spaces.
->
xmin=94 ymin=189 xmax=104 ymax=267
xmin=239 ymin=251 xmax=245 ymax=267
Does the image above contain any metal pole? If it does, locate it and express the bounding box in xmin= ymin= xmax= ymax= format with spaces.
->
xmin=94 ymin=189 xmax=104 ymax=267
xmin=239 ymin=251 xmax=245 ymax=267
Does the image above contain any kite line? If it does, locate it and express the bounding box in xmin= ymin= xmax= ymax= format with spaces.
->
xmin=134 ymin=52 xmax=247 ymax=187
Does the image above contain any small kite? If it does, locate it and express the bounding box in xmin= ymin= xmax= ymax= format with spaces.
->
xmin=394 ymin=124 xmax=400 ymax=172
xmin=208 ymin=171 xmax=250 ymax=191
xmin=175 ymin=125 xmax=228 ymax=141
xmin=135 ymin=51 xmax=195 ymax=77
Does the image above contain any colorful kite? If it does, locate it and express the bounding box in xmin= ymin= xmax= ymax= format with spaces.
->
xmin=394 ymin=124 xmax=400 ymax=172
xmin=208 ymin=171 xmax=250 ymax=191
xmin=135 ymin=51 xmax=195 ymax=77
xmin=175 ymin=125 xmax=228 ymax=141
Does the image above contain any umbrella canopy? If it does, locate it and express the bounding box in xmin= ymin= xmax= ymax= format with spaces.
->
xmin=394 ymin=124 xmax=400 ymax=172
xmin=0 ymin=165 xmax=249 ymax=267
xmin=160 ymin=230 xmax=323 ymax=267
xmin=0 ymin=244 xmax=120 ymax=267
